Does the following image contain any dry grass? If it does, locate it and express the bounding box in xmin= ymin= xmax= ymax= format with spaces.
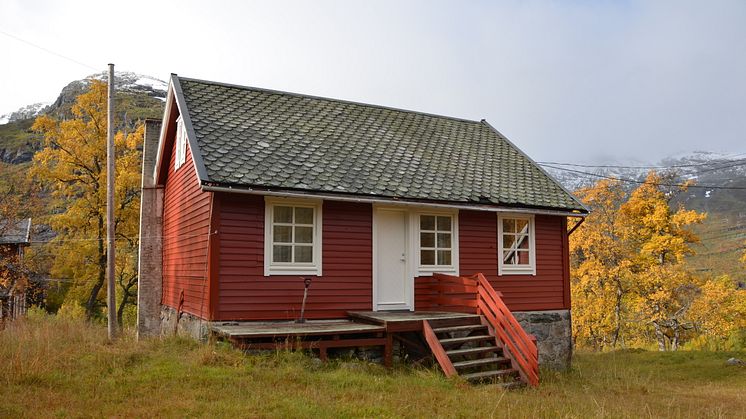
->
xmin=0 ymin=314 xmax=744 ymax=418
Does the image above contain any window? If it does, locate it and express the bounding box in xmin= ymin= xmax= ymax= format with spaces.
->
xmin=174 ymin=116 xmax=187 ymax=170
xmin=417 ymin=213 xmax=458 ymax=274
xmin=264 ymin=198 xmax=322 ymax=276
xmin=498 ymin=214 xmax=536 ymax=275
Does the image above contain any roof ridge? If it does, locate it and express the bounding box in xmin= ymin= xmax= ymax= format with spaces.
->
xmin=176 ymin=75 xmax=484 ymax=125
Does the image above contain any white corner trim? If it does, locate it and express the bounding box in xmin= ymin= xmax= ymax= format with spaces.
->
xmin=263 ymin=196 xmax=323 ymax=277
xmin=497 ymin=213 xmax=536 ymax=276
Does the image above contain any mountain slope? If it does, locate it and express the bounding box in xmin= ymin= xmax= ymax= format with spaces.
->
xmin=0 ymin=71 xmax=167 ymax=164
xmin=546 ymin=152 xmax=746 ymax=284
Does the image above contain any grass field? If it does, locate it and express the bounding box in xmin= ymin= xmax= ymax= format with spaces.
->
xmin=1 ymin=314 xmax=744 ymax=418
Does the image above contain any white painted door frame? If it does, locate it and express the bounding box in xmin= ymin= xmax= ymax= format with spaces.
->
xmin=372 ymin=206 xmax=414 ymax=311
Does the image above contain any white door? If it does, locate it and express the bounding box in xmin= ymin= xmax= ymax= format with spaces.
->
xmin=374 ymin=208 xmax=412 ymax=311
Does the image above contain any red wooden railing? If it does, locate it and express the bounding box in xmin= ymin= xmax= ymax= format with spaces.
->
xmin=422 ymin=320 xmax=457 ymax=378
xmin=426 ymin=273 xmax=540 ymax=387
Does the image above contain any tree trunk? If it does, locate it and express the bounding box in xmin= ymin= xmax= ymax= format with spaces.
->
xmin=671 ymin=322 xmax=680 ymax=351
xmin=653 ymin=321 xmax=667 ymax=351
xmin=611 ymin=278 xmax=623 ymax=347
xmin=117 ymin=292 xmax=126 ymax=327
xmin=85 ymin=215 xmax=106 ymax=320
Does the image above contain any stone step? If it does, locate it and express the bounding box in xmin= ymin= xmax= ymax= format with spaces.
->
xmin=496 ymin=380 xmax=526 ymax=390
xmin=462 ymin=368 xmax=519 ymax=383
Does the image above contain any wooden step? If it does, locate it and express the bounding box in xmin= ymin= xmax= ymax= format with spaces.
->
xmin=462 ymin=368 xmax=519 ymax=382
xmin=427 ymin=315 xmax=482 ymax=329
xmin=432 ymin=324 xmax=487 ymax=334
xmin=439 ymin=335 xmax=494 ymax=346
xmin=446 ymin=346 xmax=501 ymax=357
xmin=452 ymin=357 xmax=510 ymax=370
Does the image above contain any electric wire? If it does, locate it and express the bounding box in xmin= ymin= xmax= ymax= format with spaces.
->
xmin=540 ymin=164 xmax=746 ymax=190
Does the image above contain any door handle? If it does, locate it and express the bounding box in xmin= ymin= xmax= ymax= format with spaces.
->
xmin=400 ymin=253 xmax=406 ymax=262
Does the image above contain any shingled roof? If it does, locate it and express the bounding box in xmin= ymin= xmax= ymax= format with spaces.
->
xmin=0 ymin=218 xmax=31 ymax=245
xmin=172 ymin=76 xmax=587 ymax=213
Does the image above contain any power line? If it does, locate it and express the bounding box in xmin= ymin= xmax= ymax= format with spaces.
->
xmin=542 ymin=164 xmax=746 ymax=190
xmin=538 ymin=153 xmax=746 ymax=170
xmin=0 ymin=29 xmax=98 ymax=71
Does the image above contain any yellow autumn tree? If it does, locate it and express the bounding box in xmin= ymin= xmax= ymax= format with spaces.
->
xmin=570 ymin=179 xmax=632 ymax=350
xmin=619 ymin=172 xmax=706 ymax=350
xmin=570 ymin=172 xmax=733 ymax=351
xmin=29 ymin=80 xmax=142 ymax=322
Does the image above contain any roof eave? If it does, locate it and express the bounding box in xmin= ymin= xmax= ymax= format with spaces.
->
xmin=200 ymin=181 xmax=588 ymax=217
xmin=153 ymin=75 xmax=211 ymax=185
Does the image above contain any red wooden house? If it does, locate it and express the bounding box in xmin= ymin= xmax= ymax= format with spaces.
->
xmin=137 ymin=76 xmax=587 ymax=384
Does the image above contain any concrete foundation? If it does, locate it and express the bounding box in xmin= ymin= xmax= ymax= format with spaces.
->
xmin=137 ymin=120 xmax=164 ymax=339
xmin=161 ymin=305 xmax=210 ymax=341
xmin=513 ymin=309 xmax=572 ymax=370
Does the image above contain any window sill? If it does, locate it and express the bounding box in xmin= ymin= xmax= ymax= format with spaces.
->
xmin=417 ymin=266 xmax=458 ymax=276
xmin=498 ymin=268 xmax=536 ymax=276
xmin=264 ymin=266 xmax=321 ymax=277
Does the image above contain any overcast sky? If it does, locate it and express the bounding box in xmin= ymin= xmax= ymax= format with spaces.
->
xmin=1 ymin=0 xmax=744 ymax=163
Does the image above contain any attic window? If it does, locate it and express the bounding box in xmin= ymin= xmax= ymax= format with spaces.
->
xmin=497 ymin=214 xmax=536 ymax=275
xmin=174 ymin=116 xmax=187 ymax=170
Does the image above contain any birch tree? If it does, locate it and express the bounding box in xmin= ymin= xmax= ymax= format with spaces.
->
xmin=30 ymin=81 xmax=142 ymax=322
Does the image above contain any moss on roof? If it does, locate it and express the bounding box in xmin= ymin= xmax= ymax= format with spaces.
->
xmin=175 ymin=76 xmax=585 ymax=212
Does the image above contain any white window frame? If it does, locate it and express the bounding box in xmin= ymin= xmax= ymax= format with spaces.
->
xmin=174 ymin=116 xmax=187 ymax=170
xmin=413 ymin=210 xmax=459 ymax=276
xmin=264 ymin=197 xmax=323 ymax=276
xmin=497 ymin=213 xmax=536 ymax=276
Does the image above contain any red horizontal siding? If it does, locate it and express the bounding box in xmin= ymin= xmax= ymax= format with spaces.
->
xmin=209 ymin=199 xmax=569 ymax=320
xmin=214 ymin=196 xmax=373 ymax=320
xmin=161 ymin=137 xmax=212 ymax=318
xmin=457 ymin=210 xmax=569 ymax=311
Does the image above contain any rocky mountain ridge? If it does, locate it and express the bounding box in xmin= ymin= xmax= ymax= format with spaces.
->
xmin=0 ymin=72 xmax=167 ymax=164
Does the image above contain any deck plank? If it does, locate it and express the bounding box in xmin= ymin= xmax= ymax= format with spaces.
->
xmin=211 ymin=320 xmax=385 ymax=338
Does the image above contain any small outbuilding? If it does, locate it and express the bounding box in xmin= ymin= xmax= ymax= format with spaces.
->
xmin=138 ymin=76 xmax=588 ymax=385
xmin=0 ymin=218 xmax=31 ymax=320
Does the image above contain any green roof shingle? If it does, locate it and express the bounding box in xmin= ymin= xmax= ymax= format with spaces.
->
xmin=174 ymin=76 xmax=586 ymax=212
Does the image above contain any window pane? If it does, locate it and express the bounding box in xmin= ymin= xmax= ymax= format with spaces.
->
xmin=421 ymin=249 xmax=435 ymax=265
xmin=517 ymin=236 xmax=529 ymax=249
xmin=516 ymin=219 xmax=529 ymax=234
xmin=274 ymin=206 xmax=293 ymax=223
xmin=420 ymin=215 xmax=435 ymax=231
xmin=502 ymin=218 xmax=515 ymax=233
xmin=516 ymin=250 xmax=530 ymax=265
xmin=420 ymin=232 xmax=435 ymax=248
xmin=437 ymin=233 xmax=451 ymax=248
xmin=273 ymin=245 xmax=292 ymax=262
xmin=295 ymin=245 xmax=313 ymax=263
xmin=503 ymin=234 xmax=515 ymax=249
xmin=437 ymin=250 xmax=452 ymax=266
xmin=273 ymin=225 xmax=292 ymax=243
xmin=295 ymin=207 xmax=314 ymax=224
xmin=295 ymin=226 xmax=313 ymax=244
xmin=437 ymin=216 xmax=452 ymax=231
xmin=503 ymin=250 xmax=516 ymax=265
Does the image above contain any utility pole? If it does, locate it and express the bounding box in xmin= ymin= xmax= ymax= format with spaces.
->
xmin=107 ymin=63 xmax=117 ymax=340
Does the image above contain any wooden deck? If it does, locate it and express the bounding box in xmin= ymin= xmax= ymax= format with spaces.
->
xmin=347 ymin=311 xmax=480 ymax=332
xmin=210 ymin=312 xmax=481 ymax=368
xmin=211 ymin=320 xmax=385 ymax=339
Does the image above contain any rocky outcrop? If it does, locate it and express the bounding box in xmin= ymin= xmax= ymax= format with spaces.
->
xmin=0 ymin=147 xmax=34 ymax=164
